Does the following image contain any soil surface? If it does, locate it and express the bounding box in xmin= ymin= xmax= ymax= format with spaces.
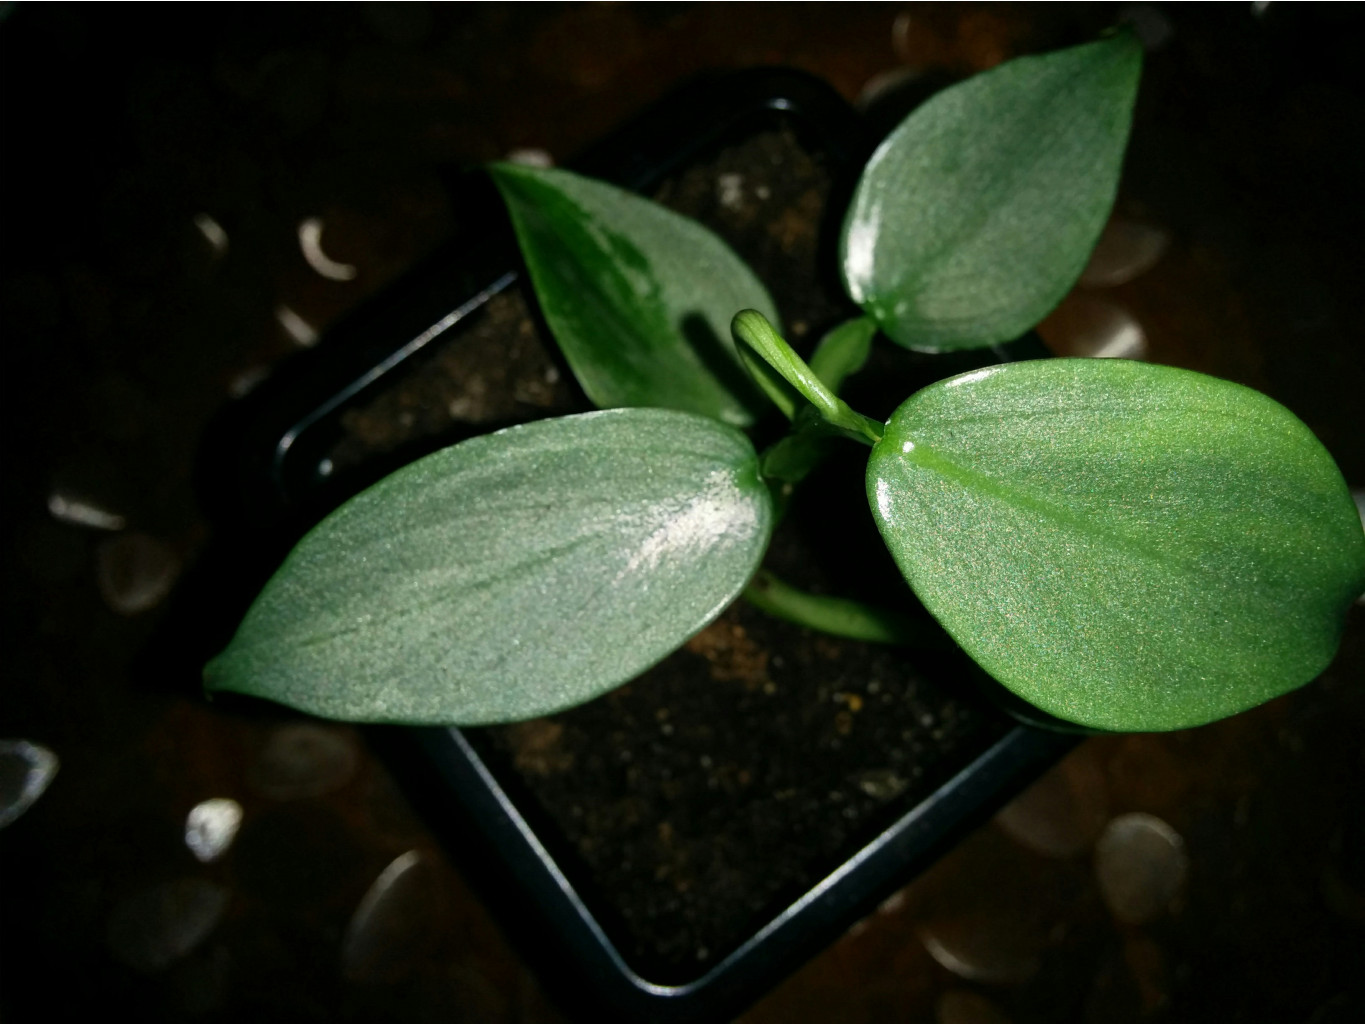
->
xmin=480 ymin=588 xmax=1004 ymax=976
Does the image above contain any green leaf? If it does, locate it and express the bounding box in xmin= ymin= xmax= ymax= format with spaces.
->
xmin=759 ymin=417 xmax=843 ymax=488
xmin=490 ymin=162 xmax=778 ymax=427
xmin=809 ymin=315 xmax=877 ymax=396
xmin=867 ymin=359 xmax=1365 ymax=731
xmin=206 ymin=409 xmax=775 ymax=725
xmin=840 ymin=33 xmax=1142 ymax=352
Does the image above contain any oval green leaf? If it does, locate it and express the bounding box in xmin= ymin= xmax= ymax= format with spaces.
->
xmin=868 ymin=359 xmax=1365 ymax=731
xmin=206 ymin=409 xmax=775 ymax=725
xmin=490 ymin=162 xmax=778 ymax=427
xmin=840 ymin=33 xmax=1142 ymax=352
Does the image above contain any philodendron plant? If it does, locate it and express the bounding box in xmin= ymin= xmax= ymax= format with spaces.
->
xmin=206 ymin=33 xmax=1365 ymax=733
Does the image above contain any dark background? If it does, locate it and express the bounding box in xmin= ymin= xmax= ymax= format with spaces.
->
xmin=2 ymin=4 xmax=1363 ymax=1021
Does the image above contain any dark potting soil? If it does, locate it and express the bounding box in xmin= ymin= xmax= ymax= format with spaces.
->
xmin=332 ymin=126 xmax=1010 ymax=977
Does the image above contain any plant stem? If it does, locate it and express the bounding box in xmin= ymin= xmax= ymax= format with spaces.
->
xmin=732 ymin=310 xmax=883 ymax=444
xmin=743 ymin=570 xmax=952 ymax=648
xmin=760 ymin=419 xmax=840 ymax=486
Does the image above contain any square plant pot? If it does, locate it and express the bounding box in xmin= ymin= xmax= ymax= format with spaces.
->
xmin=200 ymin=69 xmax=1076 ymax=1023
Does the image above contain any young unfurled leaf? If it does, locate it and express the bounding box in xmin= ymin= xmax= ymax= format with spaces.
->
xmin=491 ymin=163 xmax=778 ymax=426
xmin=868 ymin=359 xmax=1365 ymax=731
xmin=731 ymin=310 xmax=883 ymax=444
xmin=841 ymin=33 xmax=1142 ymax=352
xmin=809 ymin=315 xmax=877 ymax=396
xmin=736 ymin=315 xmax=876 ymax=422
xmin=206 ymin=409 xmax=775 ymax=725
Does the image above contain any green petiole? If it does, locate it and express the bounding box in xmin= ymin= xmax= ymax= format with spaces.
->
xmin=732 ymin=310 xmax=883 ymax=445
xmin=743 ymin=570 xmax=952 ymax=648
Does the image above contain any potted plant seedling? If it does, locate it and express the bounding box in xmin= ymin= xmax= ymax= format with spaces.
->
xmin=204 ymin=31 xmax=1365 ymax=737
xmin=196 ymin=29 xmax=1365 ymax=1022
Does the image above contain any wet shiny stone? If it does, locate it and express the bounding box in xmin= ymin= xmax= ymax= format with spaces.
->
xmin=918 ymin=912 xmax=1043 ymax=985
xmin=1080 ymin=218 xmax=1169 ymax=287
xmin=1094 ymin=812 xmax=1188 ymax=924
xmin=96 ymin=532 xmax=181 ymax=615
xmin=106 ymin=879 xmax=230 ymax=973
xmin=185 ymin=798 xmax=244 ymax=863
xmin=0 ymin=739 xmax=59 ymax=828
xmin=342 ymin=850 xmax=441 ymax=983
xmin=249 ymin=724 xmax=358 ymax=800
xmin=1038 ymin=294 xmax=1148 ymax=360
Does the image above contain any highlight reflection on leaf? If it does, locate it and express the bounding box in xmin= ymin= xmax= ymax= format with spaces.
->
xmin=207 ymin=409 xmax=774 ymax=725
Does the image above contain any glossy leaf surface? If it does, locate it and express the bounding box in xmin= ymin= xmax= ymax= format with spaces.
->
xmin=868 ymin=359 xmax=1365 ymax=730
xmin=207 ymin=409 xmax=774 ymax=725
xmin=491 ymin=163 xmax=777 ymax=426
xmin=841 ymin=34 xmax=1141 ymax=351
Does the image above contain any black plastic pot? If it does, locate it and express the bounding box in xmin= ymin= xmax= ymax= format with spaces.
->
xmin=199 ymin=69 xmax=1074 ymax=1024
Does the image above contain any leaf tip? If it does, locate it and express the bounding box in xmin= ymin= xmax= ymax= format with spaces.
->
xmin=730 ymin=308 xmax=773 ymax=341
